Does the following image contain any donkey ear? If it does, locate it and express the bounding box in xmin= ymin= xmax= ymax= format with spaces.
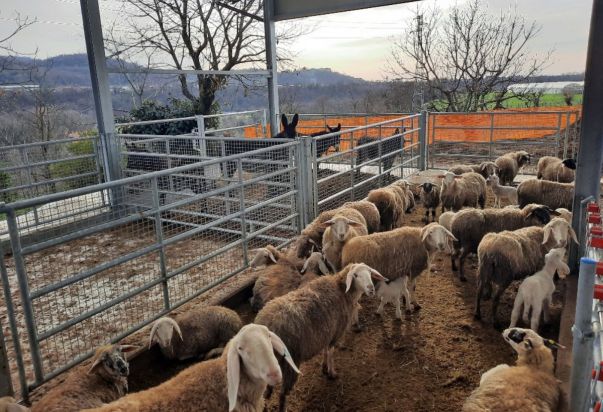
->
xmin=291 ymin=114 xmax=299 ymax=128
xmin=281 ymin=114 xmax=288 ymax=130
xmin=227 ymin=341 xmax=241 ymax=412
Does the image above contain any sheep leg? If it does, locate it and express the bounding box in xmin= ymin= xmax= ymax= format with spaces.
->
xmin=395 ymin=295 xmax=403 ymax=319
xmin=474 ymin=277 xmax=485 ymax=321
xmin=542 ymin=299 xmax=551 ymax=325
xmin=423 ymin=209 xmax=429 ymax=223
xmin=451 ymin=248 xmax=459 ymax=272
xmin=458 ymin=248 xmax=469 ymax=282
xmin=409 ymin=277 xmax=421 ymax=311
xmin=522 ymin=302 xmax=531 ymax=324
xmin=478 ymin=194 xmax=485 ymax=209
xmin=402 ymin=277 xmax=413 ymax=315
xmin=376 ymin=298 xmax=386 ymax=315
xmin=491 ymin=281 xmax=511 ymax=329
xmin=510 ymin=297 xmax=522 ymax=328
xmin=322 ymin=346 xmax=338 ymax=379
xmin=431 ymin=208 xmax=436 ymax=222
xmin=530 ymin=303 xmax=542 ymax=332
xmin=279 ymin=363 xmax=299 ymax=412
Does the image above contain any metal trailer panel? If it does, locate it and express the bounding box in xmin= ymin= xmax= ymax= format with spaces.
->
xmin=273 ymin=0 xmax=417 ymax=21
xmin=570 ymin=0 xmax=603 ymax=269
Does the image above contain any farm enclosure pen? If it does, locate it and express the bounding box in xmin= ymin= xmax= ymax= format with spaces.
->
xmin=0 ymin=114 xmax=421 ymax=400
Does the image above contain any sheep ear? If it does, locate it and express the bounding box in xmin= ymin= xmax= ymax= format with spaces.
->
xmin=119 ymin=345 xmax=140 ymax=353
xmin=300 ymin=258 xmax=310 ymax=274
xmin=421 ymin=229 xmax=431 ymax=243
xmin=569 ymin=227 xmax=579 ymax=245
xmin=558 ymin=262 xmax=571 ymax=279
xmin=345 ymin=266 xmax=356 ymax=293
xmin=442 ymin=227 xmax=458 ymax=242
xmin=369 ymin=268 xmax=386 ymax=282
xmin=523 ymin=339 xmax=534 ymax=351
xmin=322 ymin=219 xmax=335 ymax=227
xmin=345 ymin=218 xmax=363 ymax=227
xmin=266 ymin=250 xmax=277 ymax=263
xmin=542 ymin=225 xmax=553 ymax=246
xmin=87 ymin=354 xmax=105 ymax=375
xmin=227 ymin=341 xmax=241 ymax=412
xmin=543 ymin=339 xmax=566 ymax=350
xmin=268 ymin=331 xmax=300 ymax=374
xmin=317 ymin=258 xmax=330 ymax=275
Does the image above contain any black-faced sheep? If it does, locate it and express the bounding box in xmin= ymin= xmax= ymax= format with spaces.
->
xmin=85 ymin=324 xmax=299 ymax=412
xmin=537 ymin=156 xmax=576 ymax=183
xmin=255 ymin=263 xmax=386 ymax=412
xmin=510 ymin=247 xmax=569 ymax=332
xmin=449 ymin=204 xmax=553 ymax=281
xmin=419 ymin=182 xmax=440 ymax=223
xmin=494 ymin=151 xmax=531 ymax=186
xmin=517 ymin=179 xmax=574 ymax=211
xmin=32 ymin=344 xmax=138 ymax=412
xmin=462 ymin=328 xmax=560 ymax=412
xmin=439 ymin=171 xmax=487 ymax=213
xmin=341 ymin=223 xmax=456 ymax=314
xmin=149 ymin=306 xmax=243 ymax=361
xmin=474 ymin=218 xmax=578 ymax=327
xmin=448 ymin=161 xmax=499 ymax=179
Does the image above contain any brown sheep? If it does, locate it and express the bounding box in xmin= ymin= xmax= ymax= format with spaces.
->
xmin=475 ymin=218 xmax=578 ymax=327
xmin=0 ymin=397 xmax=29 ymax=412
xmin=293 ymin=201 xmax=380 ymax=258
xmin=462 ymin=328 xmax=560 ymax=412
xmin=449 ymin=204 xmax=554 ymax=281
xmin=255 ymin=263 xmax=386 ymax=412
xmin=494 ymin=151 xmax=531 ymax=186
xmin=321 ymin=209 xmax=368 ymax=271
xmin=341 ymin=223 xmax=456 ymax=314
xmin=85 ymin=324 xmax=299 ymax=412
xmin=31 ymin=344 xmax=138 ymax=412
xmin=149 ymin=306 xmax=243 ymax=361
xmin=517 ymin=178 xmax=574 ymax=211
xmin=439 ymin=171 xmax=487 ymax=213
xmin=537 ymin=156 xmax=576 ymax=183
xmin=367 ymin=187 xmax=406 ymax=231
xmin=448 ymin=161 xmax=499 ymax=179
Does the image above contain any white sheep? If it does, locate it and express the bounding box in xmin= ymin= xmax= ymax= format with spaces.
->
xmin=85 ymin=324 xmax=299 ymax=412
xmin=510 ymin=247 xmax=569 ymax=332
xmin=438 ymin=211 xmax=456 ymax=231
xmin=375 ymin=277 xmax=408 ymax=319
xmin=487 ymin=174 xmax=518 ymax=208
xmin=0 ymin=397 xmax=29 ymax=412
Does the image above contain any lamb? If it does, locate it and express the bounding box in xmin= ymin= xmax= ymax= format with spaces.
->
xmin=419 ymin=182 xmax=441 ymax=223
xmin=294 ymin=200 xmax=380 ymax=258
xmin=475 ymin=217 xmax=578 ymax=326
xmin=450 ymin=204 xmax=553 ymax=281
xmin=85 ymin=324 xmax=299 ymax=412
xmin=494 ymin=151 xmax=531 ymax=186
xmin=510 ymin=248 xmax=569 ymax=332
xmin=149 ymin=306 xmax=243 ymax=361
xmin=462 ymin=328 xmax=561 ymax=412
xmin=31 ymin=344 xmax=138 ymax=412
xmin=367 ymin=186 xmax=406 ymax=231
xmin=341 ymin=223 xmax=456 ymax=314
xmin=321 ymin=209 xmax=368 ymax=271
xmin=448 ymin=161 xmax=499 ymax=179
xmin=487 ymin=174 xmax=518 ymax=208
xmin=517 ymin=178 xmax=574 ymax=210
xmin=439 ymin=171 xmax=487 ymax=213
xmin=250 ymin=249 xmax=329 ymax=311
xmin=0 ymin=397 xmax=28 ymax=412
xmin=255 ymin=263 xmax=386 ymax=412
xmin=537 ymin=156 xmax=576 ymax=183
xmin=375 ymin=277 xmax=408 ymax=319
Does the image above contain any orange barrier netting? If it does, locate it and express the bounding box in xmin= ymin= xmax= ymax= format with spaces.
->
xmin=243 ymin=106 xmax=581 ymax=146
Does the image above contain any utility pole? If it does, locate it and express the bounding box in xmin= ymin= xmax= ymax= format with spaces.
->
xmin=411 ymin=14 xmax=425 ymax=113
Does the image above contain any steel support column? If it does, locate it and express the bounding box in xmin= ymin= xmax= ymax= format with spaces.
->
xmin=264 ymin=0 xmax=280 ymax=137
xmin=570 ymin=0 xmax=603 ymax=269
xmin=80 ymin=0 xmax=120 ymax=183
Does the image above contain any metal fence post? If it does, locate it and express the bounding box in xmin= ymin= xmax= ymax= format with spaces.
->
xmin=563 ymin=111 xmax=571 ymax=159
xmin=418 ymin=110 xmax=428 ymax=171
xmin=298 ymin=136 xmax=315 ymax=226
xmin=489 ymin=112 xmax=495 ymax=161
xmin=195 ymin=115 xmax=207 ymax=158
xmin=5 ymin=210 xmax=44 ymax=386
xmin=0 ymin=247 xmax=27 ymax=400
xmin=569 ymin=257 xmax=597 ymax=412
xmin=151 ymin=177 xmax=170 ymax=310
xmin=237 ymin=159 xmax=249 ymax=265
xmin=0 ymin=318 xmax=13 ymax=397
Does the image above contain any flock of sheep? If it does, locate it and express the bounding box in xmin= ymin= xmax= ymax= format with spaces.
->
xmin=9 ymin=150 xmax=580 ymax=412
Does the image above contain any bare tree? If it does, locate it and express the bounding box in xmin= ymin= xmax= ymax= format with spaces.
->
xmin=110 ymin=0 xmax=302 ymax=115
xmin=562 ymin=83 xmax=581 ymax=106
xmin=0 ymin=12 xmax=37 ymax=85
xmin=390 ymin=0 xmax=550 ymax=112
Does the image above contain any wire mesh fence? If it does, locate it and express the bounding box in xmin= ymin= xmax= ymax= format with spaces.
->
xmin=428 ymin=110 xmax=581 ymax=174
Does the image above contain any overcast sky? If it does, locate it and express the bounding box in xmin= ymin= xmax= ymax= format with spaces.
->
xmin=0 ymin=0 xmax=593 ymax=80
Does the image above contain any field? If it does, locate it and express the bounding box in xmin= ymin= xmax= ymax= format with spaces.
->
xmin=431 ymin=93 xmax=583 ymax=111
xmin=22 ymin=187 xmax=566 ymax=411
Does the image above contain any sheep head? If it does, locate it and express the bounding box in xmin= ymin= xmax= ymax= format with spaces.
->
xmin=480 ymin=161 xmax=499 ymax=176
xmin=486 ymin=174 xmax=501 ymax=186
xmin=421 ymin=223 xmax=457 ymax=254
xmin=516 ymin=151 xmax=531 ymax=166
xmin=249 ymin=247 xmax=279 ymax=268
xmin=227 ymin=324 xmax=299 ymax=412
xmin=419 ymin=182 xmax=435 ymax=194
xmin=502 ymin=327 xmax=561 ymax=374
xmin=301 ymin=252 xmax=330 ymax=275
xmin=523 ymin=204 xmax=552 ymax=225
xmin=323 ymin=216 xmax=363 ymax=242
xmin=561 ymin=158 xmax=577 ymax=170
xmin=344 ymin=263 xmax=386 ymax=297
xmin=542 ymin=218 xmax=579 ymax=249
xmin=149 ymin=317 xmax=183 ymax=350
xmin=87 ymin=344 xmax=138 ymax=382
xmin=545 ymin=248 xmax=570 ymax=279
